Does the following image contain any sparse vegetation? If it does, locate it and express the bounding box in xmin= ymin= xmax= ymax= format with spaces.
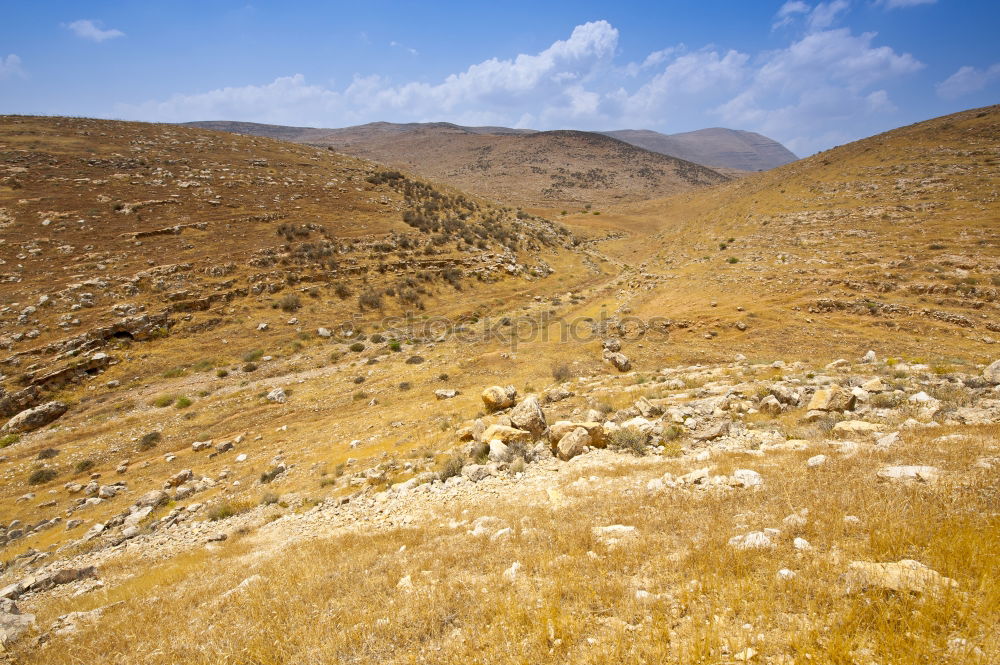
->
xmin=607 ymin=426 xmax=648 ymax=455
xmin=279 ymin=293 xmax=301 ymax=312
xmin=28 ymin=468 xmax=58 ymax=485
xmin=138 ymin=431 xmax=162 ymax=450
xmin=551 ymin=363 xmax=572 ymax=382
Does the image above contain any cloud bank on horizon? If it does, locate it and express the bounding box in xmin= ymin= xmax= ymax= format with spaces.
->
xmin=2 ymin=1 xmax=997 ymax=157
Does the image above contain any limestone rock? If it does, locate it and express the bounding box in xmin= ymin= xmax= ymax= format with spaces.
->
xmin=807 ymin=386 xmax=855 ymax=412
xmin=461 ymin=464 xmax=494 ymax=483
xmin=434 ymin=389 xmax=458 ymax=400
xmin=548 ymin=421 xmax=605 ymax=448
xmin=480 ymin=424 xmax=532 ymax=445
xmin=266 ymin=387 xmax=286 ymax=403
xmin=728 ymin=531 xmax=775 ymax=550
xmin=556 ymin=427 xmax=591 ymax=461
xmin=832 ymin=420 xmax=881 ymax=437
xmin=487 ymin=440 xmax=510 ymax=463
xmin=806 ymin=454 xmax=828 ymax=468
xmin=0 ymin=603 xmax=35 ymax=646
xmin=481 ymin=385 xmax=518 ymax=412
xmin=877 ymin=465 xmax=940 ymax=483
xmin=604 ymin=351 xmax=631 ymax=372
xmin=135 ymin=489 xmax=168 ymax=508
xmin=509 ymin=396 xmax=547 ymax=437
xmin=759 ymin=394 xmax=783 ymax=416
xmin=984 ymin=359 xmax=1000 ymax=384
xmin=844 ymin=559 xmax=957 ymax=594
xmin=0 ymin=401 xmax=69 ymax=435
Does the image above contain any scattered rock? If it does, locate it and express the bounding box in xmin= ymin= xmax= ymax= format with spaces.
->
xmin=807 ymin=386 xmax=856 ymax=412
xmin=509 ymin=395 xmax=547 ymax=437
xmin=877 ymin=465 xmax=940 ymax=483
xmin=984 ymin=359 xmax=1000 ymax=384
xmin=604 ymin=351 xmax=631 ymax=372
xmin=806 ymin=454 xmax=829 ymax=468
xmin=844 ymin=559 xmax=958 ymax=594
xmin=832 ymin=420 xmax=881 ymax=437
xmin=482 ymin=385 xmax=517 ymax=412
xmin=556 ymin=427 xmax=591 ymax=461
xmin=728 ymin=531 xmax=775 ymax=550
xmin=266 ymin=387 xmax=287 ymax=403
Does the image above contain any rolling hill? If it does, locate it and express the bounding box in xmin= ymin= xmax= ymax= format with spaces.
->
xmin=1 ymin=107 xmax=998 ymax=665
xmin=185 ymin=120 xmax=731 ymax=208
xmin=600 ymin=127 xmax=798 ymax=171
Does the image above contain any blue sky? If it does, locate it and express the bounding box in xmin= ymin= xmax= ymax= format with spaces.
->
xmin=1 ymin=1 xmax=998 ymax=155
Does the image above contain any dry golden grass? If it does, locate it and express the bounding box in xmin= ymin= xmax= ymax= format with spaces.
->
xmin=17 ymin=425 xmax=999 ymax=664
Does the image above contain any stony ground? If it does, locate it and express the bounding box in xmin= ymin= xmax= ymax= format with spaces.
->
xmin=1 ymin=108 xmax=998 ymax=663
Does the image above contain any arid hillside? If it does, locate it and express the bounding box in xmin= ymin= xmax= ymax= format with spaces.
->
xmin=186 ymin=120 xmax=731 ymax=208
xmin=0 ymin=109 xmax=997 ymax=665
xmin=564 ymin=104 xmax=1000 ymax=366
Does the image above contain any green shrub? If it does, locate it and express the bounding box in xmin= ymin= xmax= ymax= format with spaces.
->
xmin=216 ymin=369 xmax=229 ymax=378
xmin=206 ymin=501 xmax=243 ymax=521
xmin=279 ymin=293 xmax=301 ymax=312
xmin=174 ymin=396 xmax=192 ymax=409
xmin=551 ymin=363 xmax=572 ymax=382
xmin=389 ymin=340 xmax=402 ymax=352
xmin=28 ymin=468 xmax=58 ymax=485
xmin=358 ymin=289 xmax=383 ymax=311
xmin=259 ymin=467 xmax=283 ymax=484
xmin=608 ymin=427 xmax=648 ymax=456
xmin=243 ymin=362 xmax=258 ymax=372
xmin=0 ymin=434 xmax=19 ymax=448
xmin=152 ymin=394 xmax=175 ymax=408
xmin=727 ymin=257 xmax=739 ymax=264
xmin=349 ymin=342 xmax=365 ymax=352
xmin=36 ymin=447 xmax=59 ymax=460
xmin=138 ymin=431 xmax=162 ymax=450
xmin=243 ymin=349 xmax=264 ymax=362
xmin=439 ymin=454 xmax=465 ymax=480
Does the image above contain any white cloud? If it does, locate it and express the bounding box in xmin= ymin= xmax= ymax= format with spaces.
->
xmin=773 ymin=1 xmax=851 ymax=32
xmin=118 ymin=18 xmax=923 ymax=156
xmin=389 ymin=41 xmax=419 ymax=56
xmin=875 ymin=0 xmax=936 ymax=8
xmin=807 ymin=1 xmax=851 ymax=30
xmin=0 ymin=54 xmax=25 ymax=79
xmin=936 ymin=63 xmax=1000 ymax=99
xmin=714 ymin=28 xmax=922 ymax=153
xmin=66 ymin=19 xmax=125 ymax=43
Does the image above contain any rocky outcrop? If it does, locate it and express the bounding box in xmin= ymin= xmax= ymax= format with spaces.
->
xmin=0 ymin=401 xmax=68 ymax=435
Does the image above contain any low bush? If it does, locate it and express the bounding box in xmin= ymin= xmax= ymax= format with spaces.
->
xmin=28 ymin=468 xmax=58 ymax=485
xmin=138 ymin=431 xmax=162 ymax=450
xmin=551 ymin=363 xmax=572 ymax=382
xmin=608 ymin=427 xmax=648 ymax=456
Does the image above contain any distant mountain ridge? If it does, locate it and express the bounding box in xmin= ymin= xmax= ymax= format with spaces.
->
xmin=182 ymin=121 xmax=796 ymax=172
xmin=183 ymin=120 xmax=732 ymax=208
xmin=600 ymin=128 xmax=798 ymax=172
